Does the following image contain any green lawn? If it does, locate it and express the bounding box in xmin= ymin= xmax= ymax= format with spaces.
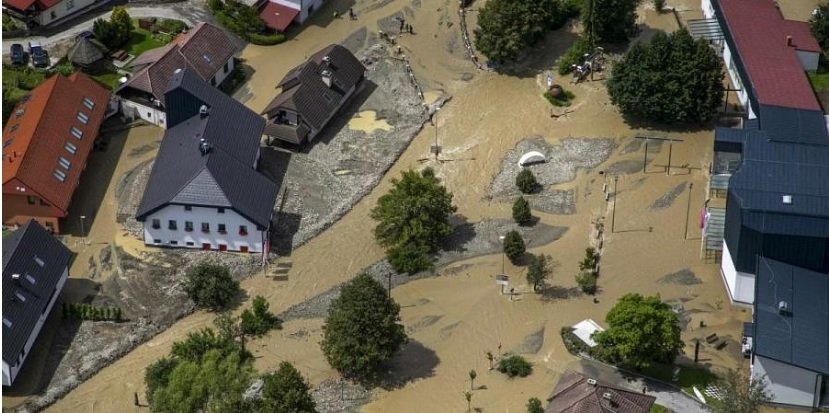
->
xmin=809 ymin=71 xmax=829 ymax=92
xmin=640 ymin=363 xmax=717 ymax=395
xmin=649 ymin=404 xmax=671 ymax=413
xmin=91 ymin=71 xmax=122 ymax=90
xmin=123 ymin=27 xmax=171 ymax=57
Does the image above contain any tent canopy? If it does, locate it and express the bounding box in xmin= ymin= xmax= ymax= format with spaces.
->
xmin=517 ymin=151 xmax=546 ymax=167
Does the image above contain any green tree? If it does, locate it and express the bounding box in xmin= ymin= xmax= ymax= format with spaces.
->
xmin=706 ymin=369 xmax=771 ymax=413
xmin=92 ymin=18 xmax=115 ymax=48
xmin=259 ymin=362 xmax=317 ymax=413
xmin=497 ymin=354 xmax=533 ymax=377
xmin=474 ymin=0 xmax=572 ymax=63
xmin=579 ymin=247 xmax=597 ymax=272
xmin=583 ymin=0 xmax=640 ymax=44
xmin=149 ymin=349 xmax=254 ymax=413
xmin=469 ymin=369 xmax=477 ymax=390
xmin=811 ymin=3 xmax=829 ymax=52
xmin=110 ymin=6 xmax=134 ymax=47
xmin=464 ymin=391 xmax=473 ymax=412
xmin=503 ymin=230 xmax=525 ymax=264
xmin=512 ymin=196 xmax=533 ymax=225
xmin=527 ymin=253 xmax=554 ymax=292
xmin=592 ymin=293 xmax=684 ymax=369
xmin=653 ymin=0 xmax=666 ymax=12
xmin=321 ymin=273 xmax=407 ymax=380
xmin=527 ymin=397 xmax=544 ymax=413
xmin=607 ymin=28 xmax=724 ymax=124
xmin=516 ymin=169 xmax=539 ymax=194
xmin=371 ymin=168 xmax=457 ymax=274
xmin=240 ymin=296 xmax=281 ymax=337
xmin=575 ymin=271 xmax=597 ymax=294
xmin=184 ymin=262 xmax=240 ymax=311
xmin=145 ymin=357 xmax=179 ymax=402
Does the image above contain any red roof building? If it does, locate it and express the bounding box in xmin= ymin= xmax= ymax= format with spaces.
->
xmin=715 ymin=0 xmax=822 ymax=111
xmin=2 ymin=72 xmax=111 ymax=233
xmin=259 ymin=1 xmax=300 ymax=32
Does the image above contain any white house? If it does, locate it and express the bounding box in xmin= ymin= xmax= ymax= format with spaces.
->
xmin=259 ymin=0 xmax=325 ymax=32
xmin=135 ymin=69 xmax=278 ymax=254
xmin=2 ymin=0 xmax=99 ymax=28
xmin=2 ymin=220 xmax=71 ymax=386
xmin=116 ymin=22 xmax=240 ymax=128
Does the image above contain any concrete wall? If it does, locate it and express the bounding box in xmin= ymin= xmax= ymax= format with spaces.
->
xmin=143 ymin=204 xmax=265 ymax=252
xmin=35 ymin=0 xmax=95 ymax=26
xmin=721 ymin=241 xmax=755 ymax=304
xmin=797 ymin=50 xmax=820 ymax=72
xmin=753 ymin=356 xmax=820 ymax=408
xmin=272 ymin=0 xmax=323 ymax=23
xmin=121 ymin=99 xmax=167 ymax=128
xmin=3 ymin=267 xmax=68 ymax=386
xmin=210 ymin=57 xmax=236 ymax=88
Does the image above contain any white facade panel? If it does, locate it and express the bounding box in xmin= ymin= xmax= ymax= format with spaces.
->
xmin=211 ymin=58 xmax=236 ymax=88
xmin=721 ymin=241 xmax=755 ymax=304
xmin=796 ymin=50 xmax=820 ymax=72
xmin=121 ymin=99 xmax=167 ymax=128
xmin=753 ymin=356 xmax=820 ymax=408
xmin=36 ymin=0 xmax=95 ymax=26
xmin=3 ymin=267 xmax=68 ymax=386
xmin=143 ymin=204 xmax=264 ymax=252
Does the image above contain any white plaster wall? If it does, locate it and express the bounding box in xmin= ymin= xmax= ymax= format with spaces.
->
xmin=754 ymin=356 xmax=819 ymax=408
xmin=4 ymin=267 xmax=68 ymax=386
xmin=121 ymin=99 xmax=167 ymax=128
xmin=797 ymin=50 xmax=819 ymax=72
xmin=721 ymin=241 xmax=755 ymax=305
xmin=36 ymin=0 xmax=95 ymax=26
xmin=300 ymin=0 xmax=324 ymax=22
xmin=143 ymin=204 xmax=264 ymax=252
xmin=211 ymin=57 xmax=236 ymax=88
xmin=701 ymin=0 xmax=714 ymax=19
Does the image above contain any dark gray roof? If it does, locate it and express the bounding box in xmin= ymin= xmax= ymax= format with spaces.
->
xmin=136 ymin=70 xmax=277 ymax=228
xmin=263 ymin=122 xmax=310 ymax=145
xmin=754 ymin=257 xmax=829 ymax=374
xmin=2 ymin=220 xmax=71 ymax=365
xmin=262 ymin=44 xmax=365 ymax=144
xmin=758 ymin=105 xmax=829 ymax=145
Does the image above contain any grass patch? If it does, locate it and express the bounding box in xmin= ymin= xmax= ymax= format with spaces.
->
xmin=809 ymin=71 xmax=829 ymax=92
xmin=649 ymin=404 xmax=670 ymax=413
xmin=3 ymin=12 xmax=26 ymax=31
xmin=91 ymin=71 xmax=122 ymax=89
xmin=123 ymin=26 xmax=169 ymax=57
xmin=544 ymin=89 xmax=575 ymax=107
xmin=640 ymin=363 xmax=717 ymax=394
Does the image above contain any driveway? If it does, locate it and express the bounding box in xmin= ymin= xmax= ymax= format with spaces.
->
xmin=2 ymin=0 xmax=213 ymax=54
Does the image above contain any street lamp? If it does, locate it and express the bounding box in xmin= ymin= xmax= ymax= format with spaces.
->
xmin=432 ymin=107 xmax=441 ymax=159
xmin=499 ymin=235 xmax=506 ymax=294
xmin=79 ymin=215 xmax=87 ymax=245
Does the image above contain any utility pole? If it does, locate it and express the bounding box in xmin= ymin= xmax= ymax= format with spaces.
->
xmin=642 ymin=138 xmax=649 ymax=173
xmin=432 ymin=107 xmax=440 ymax=159
xmin=666 ymin=138 xmax=673 ymax=175
xmin=79 ymin=215 xmax=87 ymax=245
xmin=387 ymin=273 xmax=392 ymax=299
xmin=684 ymin=182 xmax=693 ymax=239
xmin=499 ymin=235 xmax=506 ymax=294
xmin=611 ymin=176 xmax=618 ymax=233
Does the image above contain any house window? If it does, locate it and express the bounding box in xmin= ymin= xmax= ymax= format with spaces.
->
xmin=82 ymin=97 xmax=95 ymax=110
xmin=27 ymin=196 xmax=36 ymax=205
xmin=201 ymin=222 xmax=210 ymax=232
xmin=58 ymin=156 xmax=71 ymax=169
xmin=151 ymin=219 xmax=160 ymax=229
xmin=186 ymin=241 xmax=194 ymax=246
xmin=40 ymin=199 xmax=48 ymax=206
xmin=15 ymin=291 xmax=26 ymax=302
xmin=33 ymin=255 xmax=44 ymax=267
xmin=65 ymin=141 xmax=77 ymax=154
xmin=239 ymin=225 xmax=248 ymax=235
xmin=323 ymin=93 xmax=332 ymax=103
xmin=210 ymin=77 xmax=216 ymax=86
xmin=50 ymin=10 xmax=56 ymax=19
xmin=24 ymin=274 xmax=35 ymax=284
xmin=147 ymin=112 xmax=152 ymax=118
xmin=185 ymin=221 xmax=193 ymax=232
xmin=71 ymin=127 xmax=83 ymax=139
xmin=2 ymin=318 xmax=11 ymax=328
xmin=217 ymin=207 xmax=225 ymax=213
xmin=66 ymin=0 xmax=74 ymax=10
xmin=223 ymin=62 xmax=229 ymax=73
xmin=154 ymin=239 xmax=162 ymax=244
xmin=218 ymin=224 xmax=226 ymax=234
xmin=168 ymin=220 xmax=177 ymax=230
xmin=53 ymin=169 xmax=66 ymax=182
xmin=170 ymin=240 xmax=178 ymax=245
xmin=77 ymin=112 xmax=89 ymax=124
xmin=184 ymin=205 xmax=192 ymax=211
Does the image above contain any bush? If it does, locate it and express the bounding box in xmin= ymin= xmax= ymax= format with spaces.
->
xmin=158 ymin=19 xmax=186 ymax=34
xmin=559 ymin=0 xmax=583 ymax=18
xmin=240 ymin=296 xmax=281 ymax=337
xmin=578 ymin=247 xmax=598 ymax=272
xmin=497 ymin=354 xmax=533 ymax=378
xmin=474 ymin=0 xmax=568 ymax=63
xmin=207 ymin=0 xmax=222 ymax=11
xmin=387 ymin=241 xmax=433 ymax=274
xmin=527 ymin=253 xmax=554 ymax=292
xmin=527 ymin=397 xmax=544 ymax=413
xmin=247 ymin=32 xmax=287 ymax=46
xmin=653 ymin=0 xmax=666 ymax=12
xmin=583 ymin=0 xmax=639 ymax=43
xmin=575 ymin=271 xmax=597 ymax=294
xmin=260 ymin=362 xmax=317 ymax=412
xmin=184 ymin=262 xmax=240 ymax=311
xmin=544 ymin=88 xmax=575 ymax=107
xmin=560 ymin=326 xmax=592 ymax=355
xmin=811 ymin=3 xmax=829 ymax=52
xmin=503 ymin=230 xmax=526 ymax=264
xmin=556 ymin=37 xmax=591 ymax=75
xmin=516 ymin=169 xmax=540 ymax=194
xmin=62 ymin=303 xmax=124 ymax=322
xmin=512 ymin=196 xmax=532 ymax=225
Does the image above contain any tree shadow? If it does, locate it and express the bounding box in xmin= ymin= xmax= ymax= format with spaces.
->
xmin=257 ymin=147 xmax=300 ymax=257
xmin=441 ymin=215 xmax=476 ymax=254
xmin=60 ymin=120 xmax=129 ymax=236
xmin=371 ymin=340 xmax=440 ymax=390
xmin=538 ymin=285 xmax=583 ymax=301
xmin=270 ymin=212 xmax=302 ymax=257
xmin=492 ymin=27 xmax=581 ymax=79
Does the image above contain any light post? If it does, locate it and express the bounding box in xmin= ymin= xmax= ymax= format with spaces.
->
xmin=432 ymin=107 xmax=441 ymax=159
xmin=499 ymin=235 xmax=506 ymax=294
xmin=79 ymin=215 xmax=87 ymax=245
xmin=611 ymin=176 xmax=618 ymax=233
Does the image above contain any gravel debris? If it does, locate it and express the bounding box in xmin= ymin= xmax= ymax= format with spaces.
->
xmin=512 ymin=327 xmax=545 ymax=354
xmin=650 ymin=182 xmax=688 ymax=210
xmin=658 ymin=268 xmax=702 ymax=285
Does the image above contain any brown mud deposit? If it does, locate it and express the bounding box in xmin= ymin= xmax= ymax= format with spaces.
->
xmin=11 ymin=0 xmax=800 ymax=411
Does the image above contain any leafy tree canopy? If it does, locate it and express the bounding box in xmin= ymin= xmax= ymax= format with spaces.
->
xmin=811 ymin=3 xmax=829 ymax=52
xmin=527 ymin=253 xmax=555 ymax=292
xmin=706 ymin=369 xmax=771 ymax=413
xmin=259 ymin=362 xmax=317 ymax=413
xmin=583 ymin=0 xmax=639 ymax=43
xmin=607 ymin=28 xmax=724 ymax=124
xmin=184 ymin=262 xmax=240 ymax=311
xmin=503 ymin=230 xmax=526 ymax=264
xmin=371 ymin=168 xmax=456 ymax=274
xmin=240 ymin=296 xmax=281 ymax=337
xmin=592 ymin=293 xmax=684 ymax=369
xmin=321 ymin=273 xmax=407 ymax=380
xmin=513 ymin=196 xmax=533 ymax=225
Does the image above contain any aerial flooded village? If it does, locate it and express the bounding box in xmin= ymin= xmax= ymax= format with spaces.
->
xmin=2 ymin=0 xmax=828 ymax=412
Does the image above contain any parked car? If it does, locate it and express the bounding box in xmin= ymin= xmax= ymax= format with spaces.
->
xmin=28 ymin=42 xmax=49 ymax=68
xmin=10 ymin=44 xmax=25 ymax=66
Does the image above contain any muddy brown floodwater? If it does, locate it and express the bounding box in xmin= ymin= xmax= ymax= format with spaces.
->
xmin=18 ymin=0 xmax=814 ymax=412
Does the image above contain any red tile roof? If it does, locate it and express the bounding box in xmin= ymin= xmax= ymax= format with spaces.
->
xmin=4 ymin=0 xmax=62 ymax=12
xmin=259 ymin=1 xmax=300 ymax=32
xmin=2 ymin=73 xmax=111 ymax=214
xmin=545 ymin=371 xmax=655 ymax=413
xmin=717 ymin=0 xmax=822 ymax=111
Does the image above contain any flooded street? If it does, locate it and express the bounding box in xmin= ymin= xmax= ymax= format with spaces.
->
xmin=17 ymin=0 xmax=818 ymax=411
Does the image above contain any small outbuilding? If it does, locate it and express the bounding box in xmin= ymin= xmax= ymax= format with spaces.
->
xmin=68 ymin=37 xmax=104 ymax=67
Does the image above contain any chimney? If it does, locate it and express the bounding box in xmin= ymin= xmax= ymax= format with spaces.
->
xmin=199 ymin=105 xmax=209 ymax=118
xmin=587 ymin=378 xmax=598 ymax=386
xmin=778 ymin=301 xmax=790 ymax=315
xmin=11 ymin=274 xmax=20 ymax=281
xmin=786 ymin=35 xmax=793 ymax=47
xmin=782 ymin=195 xmax=793 ymax=204
xmin=321 ymin=69 xmax=332 ymax=87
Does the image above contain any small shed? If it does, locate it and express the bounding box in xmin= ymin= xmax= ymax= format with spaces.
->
xmin=68 ymin=37 xmax=104 ymax=67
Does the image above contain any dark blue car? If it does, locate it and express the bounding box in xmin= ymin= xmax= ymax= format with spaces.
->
xmin=10 ymin=44 xmax=25 ymax=66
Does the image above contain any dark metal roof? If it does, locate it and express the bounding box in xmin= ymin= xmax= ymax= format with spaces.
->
xmin=754 ymin=257 xmax=829 ymax=374
xmin=758 ymin=105 xmax=829 ymax=145
xmin=263 ymin=122 xmax=310 ymax=145
xmin=136 ymin=70 xmax=278 ymax=228
xmin=2 ymin=220 xmax=71 ymax=365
